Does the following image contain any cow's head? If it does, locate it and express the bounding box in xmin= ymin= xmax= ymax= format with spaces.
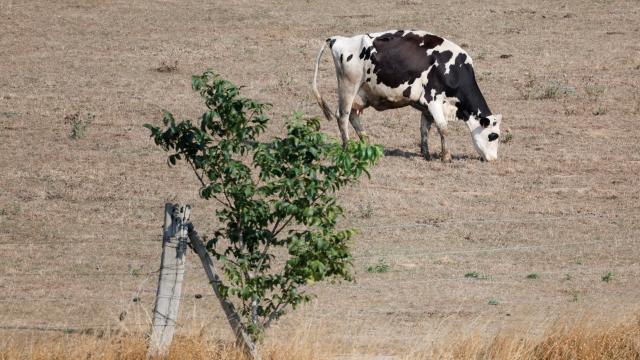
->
xmin=466 ymin=114 xmax=501 ymax=161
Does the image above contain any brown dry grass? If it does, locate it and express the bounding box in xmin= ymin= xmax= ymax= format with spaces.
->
xmin=1 ymin=0 xmax=640 ymax=357
xmin=2 ymin=316 xmax=639 ymax=359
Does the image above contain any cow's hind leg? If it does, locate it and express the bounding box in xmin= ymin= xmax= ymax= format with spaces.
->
xmin=420 ymin=112 xmax=433 ymax=160
xmin=349 ymin=110 xmax=368 ymax=141
xmin=426 ymin=97 xmax=452 ymax=163
xmin=336 ymin=79 xmax=360 ymax=146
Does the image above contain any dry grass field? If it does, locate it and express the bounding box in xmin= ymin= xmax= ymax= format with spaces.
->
xmin=1 ymin=0 xmax=640 ymax=358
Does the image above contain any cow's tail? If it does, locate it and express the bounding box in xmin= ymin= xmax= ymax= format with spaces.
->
xmin=312 ymin=40 xmax=335 ymax=122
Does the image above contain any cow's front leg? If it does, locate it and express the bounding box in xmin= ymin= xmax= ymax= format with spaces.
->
xmin=420 ymin=113 xmax=433 ymax=160
xmin=426 ymin=98 xmax=452 ymax=163
xmin=349 ymin=110 xmax=368 ymax=141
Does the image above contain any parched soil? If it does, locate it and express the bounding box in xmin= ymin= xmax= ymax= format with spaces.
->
xmin=1 ymin=0 xmax=639 ymax=355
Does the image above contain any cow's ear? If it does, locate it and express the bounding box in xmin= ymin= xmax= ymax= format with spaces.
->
xmin=479 ymin=117 xmax=490 ymax=128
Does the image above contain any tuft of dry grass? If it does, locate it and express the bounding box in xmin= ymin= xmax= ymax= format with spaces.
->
xmin=2 ymin=316 xmax=638 ymax=360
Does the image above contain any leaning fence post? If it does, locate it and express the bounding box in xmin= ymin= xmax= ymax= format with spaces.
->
xmin=188 ymin=224 xmax=261 ymax=360
xmin=147 ymin=203 xmax=191 ymax=359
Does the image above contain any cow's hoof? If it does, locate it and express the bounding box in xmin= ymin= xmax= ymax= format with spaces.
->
xmin=441 ymin=152 xmax=452 ymax=163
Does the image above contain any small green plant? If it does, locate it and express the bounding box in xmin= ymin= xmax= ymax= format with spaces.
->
xmin=465 ymin=271 xmax=491 ymax=280
xmin=564 ymin=274 xmax=572 ymax=281
xmin=465 ymin=271 xmax=480 ymax=279
xmin=488 ymin=299 xmax=499 ymax=305
xmin=592 ymin=106 xmax=607 ymax=116
xmin=65 ymin=112 xmax=95 ymax=140
xmin=602 ymin=272 xmax=614 ymax=283
xmin=537 ymin=80 xmax=575 ymax=100
xmin=475 ymin=48 xmax=487 ymax=61
xmin=585 ymin=82 xmax=605 ymax=101
xmin=526 ymin=273 xmax=539 ymax=279
xmin=501 ymin=130 xmax=513 ymax=144
xmin=128 ymin=265 xmax=143 ymax=277
xmin=1 ymin=111 xmax=19 ymax=118
xmin=570 ymin=290 xmax=580 ymax=302
xmin=358 ymin=202 xmax=374 ymax=219
xmin=155 ymin=60 xmax=178 ymax=73
xmin=519 ymin=72 xmax=537 ymax=100
xmin=367 ymin=258 xmax=390 ymax=273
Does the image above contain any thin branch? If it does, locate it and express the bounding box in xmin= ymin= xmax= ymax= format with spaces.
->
xmin=186 ymin=158 xmax=206 ymax=187
xmin=272 ymin=215 xmax=295 ymax=238
xmin=263 ymin=302 xmax=288 ymax=329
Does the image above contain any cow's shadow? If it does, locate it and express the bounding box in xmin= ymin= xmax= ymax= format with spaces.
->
xmin=384 ymin=148 xmax=476 ymax=162
xmin=383 ymin=148 xmax=420 ymax=158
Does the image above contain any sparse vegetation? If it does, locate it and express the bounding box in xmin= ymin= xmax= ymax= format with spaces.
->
xmin=602 ymin=272 xmax=614 ymax=283
xmin=519 ymin=74 xmax=576 ymax=100
xmin=1 ymin=111 xmax=19 ymax=118
xmin=465 ymin=271 xmax=480 ymax=278
xmin=537 ymin=80 xmax=576 ymax=100
xmin=526 ymin=272 xmax=539 ymax=279
xmin=155 ymin=60 xmax=178 ymax=73
xmin=585 ymin=81 xmax=605 ymax=101
xmin=501 ymin=130 xmax=513 ymax=144
xmin=465 ymin=271 xmax=491 ymax=280
xmin=569 ymin=290 xmax=580 ymax=302
xmin=592 ymin=106 xmax=607 ymax=115
xmin=488 ymin=299 xmax=499 ymax=305
xmin=127 ymin=265 xmax=143 ymax=277
xmin=65 ymin=112 xmax=95 ymax=140
xmin=474 ymin=48 xmax=487 ymax=61
xmin=358 ymin=201 xmax=374 ymax=218
xmin=367 ymin=258 xmax=390 ymax=273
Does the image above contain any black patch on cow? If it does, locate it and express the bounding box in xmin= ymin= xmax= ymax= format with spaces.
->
xmin=479 ymin=117 xmax=490 ymax=128
xmin=340 ymin=54 xmax=343 ymax=63
xmin=371 ymin=31 xmax=446 ymax=89
xmin=367 ymin=68 xmax=371 ymax=74
xmin=488 ymin=133 xmax=499 ymax=142
xmin=347 ymin=54 xmax=353 ymax=62
xmin=366 ymin=78 xmax=371 ymax=82
xmin=432 ymin=52 xmax=492 ymax=121
xmin=359 ymin=46 xmax=373 ymax=60
xmin=329 ymin=38 xmax=336 ymax=49
xmin=423 ymin=50 xmax=454 ymax=101
xmin=402 ymin=86 xmax=412 ymax=97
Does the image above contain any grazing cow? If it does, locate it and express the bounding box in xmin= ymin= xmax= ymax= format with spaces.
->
xmin=312 ymin=30 xmax=502 ymax=162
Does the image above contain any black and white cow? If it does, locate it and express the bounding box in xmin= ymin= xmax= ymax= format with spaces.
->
xmin=312 ymin=30 xmax=502 ymax=162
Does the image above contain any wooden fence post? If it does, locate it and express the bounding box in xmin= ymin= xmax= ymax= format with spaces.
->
xmin=188 ymin=225 xmax=261 ymax=360
xmin=147 ymin=203 xmax=191 ymax=359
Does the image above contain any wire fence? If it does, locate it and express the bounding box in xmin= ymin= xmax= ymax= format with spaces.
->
xmin=0 ymin=210 xmax=637 ymax=334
